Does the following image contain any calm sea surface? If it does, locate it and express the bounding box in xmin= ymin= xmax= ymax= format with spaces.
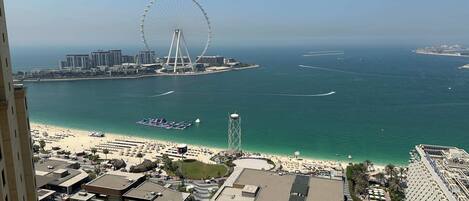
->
xmin=18 ymin=46 xmax=469 ymax=165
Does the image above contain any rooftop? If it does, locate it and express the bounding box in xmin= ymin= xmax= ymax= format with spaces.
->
xmin=413 ymin=144 xmax=469 ymax=200
xmin=85 ymin=171 xmax=145 ymax=191
xmin=35 ymin=158 xmax=88 ymax=188
xmin=123 ymin=181 xmax=190 ymax=201
xmin=37 ymin=189 xmax=56 ymax=201
xmin=35 ymin=158 xmax=77 ymax=173
xmin=70 ymin=192 xmax=96 ymax=201
xmin=212 ymin=168 xmax=344 ymax=201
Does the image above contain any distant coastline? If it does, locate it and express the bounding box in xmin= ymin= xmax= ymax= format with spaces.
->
xmin=20 ymin=65 xmax=260 ymax=83
xmin=415 ymin=51 xmax=469 ymax=58
xmin=414 ymin=44 xmax=469 ymax=58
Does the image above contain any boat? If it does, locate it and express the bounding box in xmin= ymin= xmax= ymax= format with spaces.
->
xmin=136 ymin=117 xmax=193 ymax=130
xmin=89 ymin=131 xmax=105 ymax=137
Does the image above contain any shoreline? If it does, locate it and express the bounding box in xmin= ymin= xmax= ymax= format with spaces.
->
xmin=19 ymin=65 xmax=260 ymax=83
xmin=415 ymin=51 xmax=469 ymax=58
xmin=30 ymin=122 xmax=388 ymax=171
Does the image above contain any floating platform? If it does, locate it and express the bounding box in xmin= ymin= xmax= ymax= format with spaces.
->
xmin=136 ymin=117 xmax=193 ymax=130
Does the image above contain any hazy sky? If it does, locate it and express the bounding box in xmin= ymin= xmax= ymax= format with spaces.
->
xmin=5 ymin=0 xmax=469 ymax=48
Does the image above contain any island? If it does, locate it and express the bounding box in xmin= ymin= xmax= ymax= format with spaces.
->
xmin=13 ymin=49 xmax=259 ymax=82
xmin=415 ymin=44 xmax=469 ymax=57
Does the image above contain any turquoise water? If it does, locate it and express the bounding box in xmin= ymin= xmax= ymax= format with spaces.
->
xmin=23 ymin=46 xmax=469 ymax=165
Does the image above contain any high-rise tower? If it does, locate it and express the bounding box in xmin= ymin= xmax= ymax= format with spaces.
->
xmin=228 ymin=113 xmax=242 ymax=154
xmin=0 ymin=1 xmax=37 ymax=200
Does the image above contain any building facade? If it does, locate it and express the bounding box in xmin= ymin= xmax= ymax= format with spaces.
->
xmin=65 ymin=54 xmax=90 ymax=69
xmin=136 ymin=51 xmax=156 ymax=65
xmin=406 ymin=144 xmax=469 ymax=201
xmin=196 ymin=56 xmax=225 ymax=66
xmin=91 ymin=50 xmax=111 ymax=67
xmin=109 ymin=50 xmax=122 ymax=67
xmin=0 ymin=1 xmax=38 ymax=200
xmin=121 ymin=55 xmax=135 ymax=64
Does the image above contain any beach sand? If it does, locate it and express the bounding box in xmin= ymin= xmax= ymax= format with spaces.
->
xmin=31 ymin=122 xmax=384 ymax=173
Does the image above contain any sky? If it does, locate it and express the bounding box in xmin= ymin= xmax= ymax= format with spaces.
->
xmin=4 ymin=0 xmax=469 ymax=49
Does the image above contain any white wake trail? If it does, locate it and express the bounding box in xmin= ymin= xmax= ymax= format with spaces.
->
xmin=151 ymin=91 xmax=175 ymax=97
xmin=269 ymin=91 xmax=336 ymax=97
xmin=307 ymin=51 xmax=344 ymax=54
xmin=303 ymin=52 xmax=345 ymax=57
xmin=299 ymin=65 xmax=356 ymax=74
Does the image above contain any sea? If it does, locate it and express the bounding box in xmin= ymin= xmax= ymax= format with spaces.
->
xmin=12 ymin=45 xmax=469 ymax=165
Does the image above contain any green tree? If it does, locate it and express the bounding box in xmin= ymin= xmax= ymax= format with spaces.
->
xmin=94 ymin=166 xmax=102 ymax=176
xmin=385 ymin=164 xmax=396 ymax=180
xmin=375 ymin=172 xmax=386 ymax=185
xmin=346 ymin=163 xmax=369 ymax=197
xmin=364 ymin=160 xmax=373 ymax=171
xmin=136 ymin=153 xmax=143 ymax=163
xmin=32 ymin=144 xmax=41 ymax=153
xmin=388 ymin=178 xmax=405 ymax=201
xmin=103 ymin=149 xmax=109 ymax=160
xmin=39 ymin=140 xmax=46 ymax=151
xmin=398 ymin=167 xmax=406 ymax=181
xmin=91 ymin=148 xmax=97 ymax=156
xmin=162 ymin=154 xmax=176 ymax=171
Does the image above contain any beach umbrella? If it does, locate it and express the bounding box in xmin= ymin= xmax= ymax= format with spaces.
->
xmin=294 ymin=151 xmax=300 ymax=158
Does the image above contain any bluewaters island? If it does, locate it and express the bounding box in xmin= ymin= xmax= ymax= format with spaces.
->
xmin=415 ymin=44 xmax=469 ymax=57
xmin=14 ymin=49 xmax=259 ymax=82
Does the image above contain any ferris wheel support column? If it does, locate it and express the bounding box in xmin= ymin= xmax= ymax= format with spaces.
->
xmin=181 ymin=31 xmax=194 ymax=71
xmin=166 ymin=31 xmax=177 ymax=66
xmin=166 ymin=29 xmax=193 ymax=73
xmin=174 ymin=30 xmax=181 ymax=73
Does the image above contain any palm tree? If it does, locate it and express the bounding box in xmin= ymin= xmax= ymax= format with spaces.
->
xmin=91 ymin=148 xmax=97 ymax=156
xmin=398 ymin=167 xmax=406 ymax=182
xmin=136 ymin=153 xmax=143 ymax=163
xmin=385 ymin=164 xmax=396 ymax=180
xmin=375 ymin=172 xmax=386 ymax=185
xmin=39 ymin=140 xmax=46 ymax=151
xmin=103 ymin=149 xmax=109 ymax=160
xmin=364 ymin=160 xmax=373 ymax=171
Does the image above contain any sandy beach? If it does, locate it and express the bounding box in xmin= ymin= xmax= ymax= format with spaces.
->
xmin=31 ymin=122 xmax=384 ymax=173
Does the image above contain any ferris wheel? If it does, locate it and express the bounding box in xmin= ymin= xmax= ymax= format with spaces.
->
xmin=140 ymin=0 xmax=212 ymax=72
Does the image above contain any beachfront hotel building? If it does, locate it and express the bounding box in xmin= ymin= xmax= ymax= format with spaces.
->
xmin=0 ymin=0 xmax=38 ymax=200
xmin=406 ymin=144 xmax=469 ymax=201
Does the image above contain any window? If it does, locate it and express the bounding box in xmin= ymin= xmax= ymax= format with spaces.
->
xmin=2 ymin=33 xmax=4 ymax=43
xmin=17 ymin=152 xmax=19 ymax=160
xmin=5 ymin=57 xmax=8 ymax=68
xmin=25 ymin=97 xmax=28 ymax=110
xmin=8 ymin=82 xmax=10 ymax=92
xmin=14 ymin=130 xmax=17 ymax=138
xmin=11 ymin=106 xmax=13 ymax=115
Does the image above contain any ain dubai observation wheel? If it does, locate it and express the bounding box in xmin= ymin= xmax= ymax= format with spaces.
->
xmin=140 ymin=0 xmax=212 ymax=73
